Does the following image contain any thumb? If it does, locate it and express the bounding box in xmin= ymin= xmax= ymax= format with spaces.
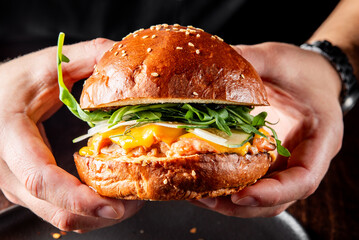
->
xmin=232 ymin=43 xmax=275 ymax=78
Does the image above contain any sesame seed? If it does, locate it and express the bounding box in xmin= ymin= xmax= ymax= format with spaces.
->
xmin=211 ymin=35 xmax=216 ymax=40
xmin=114 ymin=51 xmax=119 ymax=56
xmin=133 ymin=33 xmax=138 ymax=37
xmin=151 ymin=72 xmax=159 ymax=77
xmin=109 ymin=47 xmax=114 ymax=51
xmin=185 ymin=31 xmax=190 ymax=36
xmin=176 ymin=46 xmax=183 ymax=50
xmin=151 ymin=35 xmax=157 ymax=38
xmin=156 ymin=26 xmax=161 ymax=30
xmin=122 ymin=53 xmax=127 ymax=57
xmin=216 ymin=35 xmax=224 ymax=41
xmin=147 ymin=48 xmax=152 ymax=53
xmin=241 ymin=74 xmax=245 ymax=79
xmin=196 ymin=34 xmax=200 ymax=38
xmin=112 ymin=42 xmax=117 ymax=46
xmin=142 ymin=35 xmax=149 ymax=39
xmin=188 ymin=42 xmax=194 ymax=47
xmin=174 ymin=23 xmax=180 ymax=27
xmin=172 ymin=27 xmax=178 ymax=31
xmin=179 ymin=29 xmax=186 ymax=32
xmin=118 ymin=44 xmax=123 ymax=48
xmin=189 ymin=29 xmax=197 ymax=33
xmin=197 ymin=28 xmax=204 ymax=32
xmin=150 ymin=26 xmax=156 ymax=30
xmin=121 ymin=50 xmax=126 ymax=53
xmin=192 ymin=170 xmax=196 ymax=176
xmin=195 ymin=49 xmax=200 ymax=54
xmin=163 ymin=23 xmax=169 ymax=27
xmin=187 ymin=25 xmax=194 ymax=28
xmin=93 ymin=64 xmax=97 ymax=69
xmin=138 ymin=28 xmax=144 ymax=32
xmin=165 ymin=29 xmax=170 ymax=31
xmin=193 ymin=91 xmax=198 ymax=96
xmin=163 ymin=179 xmax=168 ymax=184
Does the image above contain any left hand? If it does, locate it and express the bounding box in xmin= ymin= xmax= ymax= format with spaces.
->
xmin=191 ymin=42 xmax=343 ymax=217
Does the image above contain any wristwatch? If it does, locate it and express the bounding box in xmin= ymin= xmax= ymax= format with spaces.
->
xmin=300 ymin=40 xmax=359 ymax=114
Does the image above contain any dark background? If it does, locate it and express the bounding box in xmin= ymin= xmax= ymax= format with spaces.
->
xmin=2 ymin=0 xmax=359 ymax=239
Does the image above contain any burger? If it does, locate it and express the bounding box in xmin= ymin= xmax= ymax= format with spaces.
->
xmin=57 ymin=24 xmax=289 ymax=201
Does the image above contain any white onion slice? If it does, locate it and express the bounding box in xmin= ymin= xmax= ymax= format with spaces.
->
xmin=100 ymin=120 xmax=138 ymax=133
xmin=73 ymin=120 xmax=138 ymax=143
xmin=192 ymin=128 xmax=228 ymax=145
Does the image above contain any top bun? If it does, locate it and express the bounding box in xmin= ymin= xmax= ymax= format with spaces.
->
xmin=80 ymin=24 xmax=268 ymax=110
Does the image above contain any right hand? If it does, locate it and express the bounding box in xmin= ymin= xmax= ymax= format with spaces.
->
xmin=0 ymin=38 xmax=143 ymax=232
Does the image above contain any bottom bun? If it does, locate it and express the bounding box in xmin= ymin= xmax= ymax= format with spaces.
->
xmin=74 ymin=152 xmax=272 ymax=200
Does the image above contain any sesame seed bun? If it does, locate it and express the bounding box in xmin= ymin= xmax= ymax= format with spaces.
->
xmin=80 ymin=24 xmax=268 ymax=110
xmin=74 ymin=24 xmax=275 ymax=201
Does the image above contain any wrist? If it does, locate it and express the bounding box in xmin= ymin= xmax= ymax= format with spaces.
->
xmin=301 ymin=40 xmax=359 ymax=114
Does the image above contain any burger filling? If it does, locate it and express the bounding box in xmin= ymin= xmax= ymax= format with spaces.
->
xmin=79 ymin=124 xmax=276 ymax=158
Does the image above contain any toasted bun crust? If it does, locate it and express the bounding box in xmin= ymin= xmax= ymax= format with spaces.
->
xmin=80 ymin=24 xmax=268 ymax=110
xmin=74 ymin=152 xmax=271 ymax=200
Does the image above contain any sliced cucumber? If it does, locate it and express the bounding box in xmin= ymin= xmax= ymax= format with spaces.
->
xmin=192 ymin=128 xmax=252 ymax=148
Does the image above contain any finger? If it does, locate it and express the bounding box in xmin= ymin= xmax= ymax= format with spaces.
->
xmin=233 ymin=42 xmax=298 ymax=82
xmin=0 ymin=153 xmax=144 ymax=231
xmin=233 ymin=44 xmax=272 ymax=77
xmin=1 ymin=38 xmax=114 ymax=123
xmin=1 ymin=115 xmax=128 ymax=220
xmin=230 ymin=118 xmax=342 ymax=208
xmin=0 ymin=158 xmax=143 ymax=231
xmin=193 ymin=197 xmax=295 ymax=218
xmin=61 ymin=38 xmax=114 ymax=86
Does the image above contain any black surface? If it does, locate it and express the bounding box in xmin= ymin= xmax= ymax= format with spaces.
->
xmin=0 ymin=203 xmax=308 ymax=240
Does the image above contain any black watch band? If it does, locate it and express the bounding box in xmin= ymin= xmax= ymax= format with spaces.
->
xmin=300 ymin=40 xmax=359 ymax=114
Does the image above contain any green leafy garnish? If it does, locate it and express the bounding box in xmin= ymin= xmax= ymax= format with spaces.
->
xmin=57 ymin=33 xmax=290 ymax=157
xmin=57 ymin=32 xmax=111 ymax=126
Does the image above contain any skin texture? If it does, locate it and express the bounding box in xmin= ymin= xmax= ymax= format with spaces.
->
xmin=0 ymin=39 xmax=144 ymax=232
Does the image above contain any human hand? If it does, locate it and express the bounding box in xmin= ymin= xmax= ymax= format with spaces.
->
xmin=0 ymin=38 xmax=143 ymax=232
xmin=192 ymin=42 xmax=343 ymax=217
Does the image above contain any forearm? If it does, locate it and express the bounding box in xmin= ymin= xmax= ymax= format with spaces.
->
xmin=308 ymin=0 xmax=359 ymax=78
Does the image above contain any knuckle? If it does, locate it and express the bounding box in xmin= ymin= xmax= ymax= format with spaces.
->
xmin=302 ymin=174 xmax=318 ymax=199
xmin=24 ymin=169 xmax=45 ymax=199
xmin=50 ymin=208 xmax=77 ymax=232
xmin=93 ymin=37 xmax=111 ymax=46
xmin=66 ymin=195 xmax=86 ymax=215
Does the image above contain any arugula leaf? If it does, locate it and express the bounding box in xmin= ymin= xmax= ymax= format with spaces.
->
xmin=57 ymin=32 xmax=111 ymax=126
xmin=264 ymin=125 xmax=291 ymax=157
xmin=252 ymin=112 xmax=267 ymax=127
xmin=136 ymin=111 xmax=162 ymax=120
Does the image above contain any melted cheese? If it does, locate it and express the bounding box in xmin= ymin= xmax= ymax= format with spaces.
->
xmin=79 ymin=124 xmax=257 ymax=156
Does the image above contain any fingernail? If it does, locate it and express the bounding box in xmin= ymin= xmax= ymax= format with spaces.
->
xmin=96 ymin=205 xmax=121 ymax=219
xmin=233 ymin=196 xmax=258 ymax=206
xmin=198 ymin=198 xmax=216 ymax=208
